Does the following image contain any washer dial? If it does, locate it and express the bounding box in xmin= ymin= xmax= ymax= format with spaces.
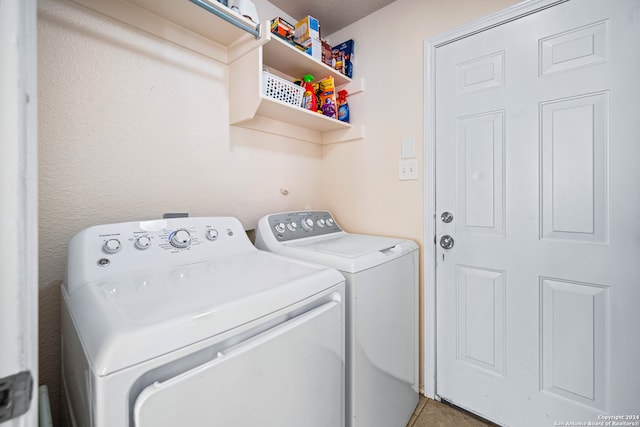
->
xmin=287 ymin=222 xmax=298 ymax=232
xmin=170 ymin=229 xmax=192 ymax=249
xmin=302 ymin=218 xmax=314 ymax=231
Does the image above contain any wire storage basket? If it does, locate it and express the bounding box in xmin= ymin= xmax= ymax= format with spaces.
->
xmin=262 ymin=71 xmax=304 ymax=107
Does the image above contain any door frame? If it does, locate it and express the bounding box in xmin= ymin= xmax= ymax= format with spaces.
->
xmin=0 ymin=0 xmax=38 ymax=424
xmin=422 ymin=0 xmax=568 ymax=399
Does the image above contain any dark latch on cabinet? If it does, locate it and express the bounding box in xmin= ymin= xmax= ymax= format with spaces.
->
xmin=0 ymin=371 xmax=33 ymax=422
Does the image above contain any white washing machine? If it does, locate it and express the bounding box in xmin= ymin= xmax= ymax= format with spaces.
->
xmin=61 ymin=216 xmax=345 ymax=427
xmin=255 ymin=210 xmax=419 ymax=427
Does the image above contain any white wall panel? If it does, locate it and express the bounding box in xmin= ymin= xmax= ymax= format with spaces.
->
xmin=457 ymin=266 xmax=505 ymax=376
xmin=541 ymin=278 xmax=608 ymax=410
xmin=539 ymin=20 xmax=609 ymax=77
xmin=456 ymin=51 xmax=505 ymax=95
xmin=540 ymin=92 xmax=609 ymax=243
xmin=456 ymin=111 xmax=505 ymax=236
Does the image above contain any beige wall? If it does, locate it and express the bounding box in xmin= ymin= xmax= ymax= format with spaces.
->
xmin=38 ymin=1 xmax=311 ymax=424
xmin=320 ymin=2 xmax=523 ymax=232
xmin=38 ymin=0 xmax=518 ymax=424
xmin=320 ymin=0 xmax=519 ymax=392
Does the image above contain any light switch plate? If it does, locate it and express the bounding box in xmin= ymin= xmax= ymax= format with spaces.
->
xmin=399 ymin=159 xmax=418 ymax=180
xmin=401 ymin=136 xmax=416 ymax=159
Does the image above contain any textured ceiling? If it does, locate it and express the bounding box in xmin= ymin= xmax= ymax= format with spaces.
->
xmin=267 ymin=0 xmax=396 ymax=35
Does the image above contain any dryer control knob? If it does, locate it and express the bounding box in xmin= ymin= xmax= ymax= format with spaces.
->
xmin=317 ymin=219 xmax=326 ymax=228
xmin=302 ymin=218 xmax=314 ymax=231
xmin=135 ymin=235 xmax=151 ymax=250
xmin=287 ymin=222 xmax=297 ymax=232
xmin=274 ymin=222 xmax=286 ymax=233
xmin=170 ymin=229 xmax=192 ymax=249
xmin=326 ymin=218 xmax=335 ymax=227
xmin=103 ymin=238 xmax=121 ymax=254
xmin=206 ymin=229 xmax=219 ymax=241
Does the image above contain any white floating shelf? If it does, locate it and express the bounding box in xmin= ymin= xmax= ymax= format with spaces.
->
xmin=262 ymin=35 xmax=351 ymax=86
xmin=66 ymin=2 xmax=365 ymax=145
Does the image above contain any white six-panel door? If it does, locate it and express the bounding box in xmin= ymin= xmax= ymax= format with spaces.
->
xmin=434 ymin=0 xmax=640 ymax=425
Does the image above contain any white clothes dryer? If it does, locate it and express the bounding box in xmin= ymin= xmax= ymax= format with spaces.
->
xmin=255 ymin=210 xmax=419 ymax=427
xmin=61 ymin=216 xmax=345 ymax=427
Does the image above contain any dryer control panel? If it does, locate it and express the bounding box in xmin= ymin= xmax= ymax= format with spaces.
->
xmin=263 ymin=211 xmax=342 ymax=242
xmin=65 ymin=216 xmax=254 ymax=294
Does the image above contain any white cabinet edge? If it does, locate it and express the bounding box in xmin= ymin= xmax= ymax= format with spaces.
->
xmin=67 ymin=0 xmax=245 ymax=63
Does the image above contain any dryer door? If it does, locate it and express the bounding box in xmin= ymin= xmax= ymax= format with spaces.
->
xmin=133 ymin=300 xmax=344 ymax=427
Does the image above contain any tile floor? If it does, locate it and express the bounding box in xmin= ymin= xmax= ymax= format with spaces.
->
xmin=407 ymin=396 xmax=497 ymax=427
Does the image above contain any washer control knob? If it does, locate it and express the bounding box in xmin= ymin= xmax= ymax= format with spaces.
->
xmin=103 ymin=238 xmax=121 ymax=254
xmin=170 ymin=229 xmax=192 ymax=249
xmin=134 ymin=235 xmax=151 ymax=250
xmin=274 ymin=222 xmax=286 ymax=233
xmin=287 ymin=222 xmax=297 ymax=232
xmin=206 ymin=229 xmax=219 ymax=241
xmin=317 ymin=218 xmax=326 ymax=228
xmin=302 ymin=218 xmax=314 ymax=231
xmin=326 ymin=218 xmax=335 ymax=227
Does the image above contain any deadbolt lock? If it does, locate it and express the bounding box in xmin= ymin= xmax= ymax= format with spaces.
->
xmin=441 ymin=212 xmax=453 ymax=223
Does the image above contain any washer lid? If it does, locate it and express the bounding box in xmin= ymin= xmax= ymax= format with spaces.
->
xmin=64 ymin=250 xmax=344 ymax=376
xmin=288 ymin=234 xmax=402 ymax=258
xmin=282 ymin=233 xmax=417 ymax=273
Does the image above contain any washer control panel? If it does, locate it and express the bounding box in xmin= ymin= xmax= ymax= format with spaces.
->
xmin=266 ymin=211 xmax=342 ymax=241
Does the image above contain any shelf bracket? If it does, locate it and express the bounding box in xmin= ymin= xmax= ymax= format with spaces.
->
xmin=188 ymin=0 xmax=261 ymax=39
xmin=322 ymin=125 xmax=366 ymax=144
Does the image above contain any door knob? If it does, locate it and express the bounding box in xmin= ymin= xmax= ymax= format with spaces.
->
xmin=441 ymin=212 xmax=453 ymax=223
xmin=440 ymin=235 xmax=454 ymax=249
